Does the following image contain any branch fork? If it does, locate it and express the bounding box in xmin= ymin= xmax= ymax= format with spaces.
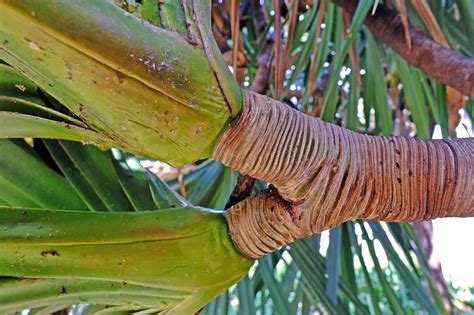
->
xmin=213 ymin=90 xmax=473 ymax=258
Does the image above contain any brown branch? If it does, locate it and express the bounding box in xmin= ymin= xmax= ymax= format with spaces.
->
xmin=332 ymin=0 xmax=474 ymax=98
xmin=396 ymin=0 xmax=412 ymax=50
xmin=273 ymin=0 xmax=284 ymax=99
xmin=230 ymin=0 xmax=240 ymax=79
xmin=250 ymin=39 xmax=274 ymax=94
xmin=214 ymin=91 xmax=473 ymax=258
xmin=305 ymin=0 xmax=327 ymax=112
xmin=280 ymin=0 xmax=299 ymax=94
xmin=411 ymin=0 xmax=449 ymax=48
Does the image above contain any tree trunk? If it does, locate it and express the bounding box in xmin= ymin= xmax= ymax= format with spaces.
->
xmin=214 ymin=90 xmax=474 ymax=258
xmin=332 ymin=0 xmax=474 ymax=98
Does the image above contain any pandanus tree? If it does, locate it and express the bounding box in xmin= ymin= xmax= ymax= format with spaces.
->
xmin=0 ymin=0 xmax=473 ymax=313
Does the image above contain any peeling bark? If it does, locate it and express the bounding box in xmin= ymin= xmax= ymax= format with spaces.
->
xmin=214 ymin=91 xmax=473 ymax=258
xmin=332 ymin=0 xmax=474 ymax=98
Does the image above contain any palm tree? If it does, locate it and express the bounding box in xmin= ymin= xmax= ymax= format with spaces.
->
xmin=0 ymin=0 xmax=472 ymax=313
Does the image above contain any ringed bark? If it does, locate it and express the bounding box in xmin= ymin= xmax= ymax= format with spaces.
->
xmin=214 ymin=90 xmax=474 ymax=258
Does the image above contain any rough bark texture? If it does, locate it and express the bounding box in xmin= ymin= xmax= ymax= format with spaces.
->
xmin=224 ymin=188 xmax=304 ymax=258
xmin=213 ymin=91 xmax=474 ymax=258
xmin=332 ymin=0 xmax=474 ymax=98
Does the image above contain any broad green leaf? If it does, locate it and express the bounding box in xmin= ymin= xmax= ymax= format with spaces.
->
xmin=0 ymin=112 xmax=103 ymax=143
xmin=0 ymin=140 xmax=87 ymax=210
xmin=140 ymin=0 xmax=161 ymax=25
xmin=0 ymin=0 xmax=240 ymax=166
xmin=0 ymin=206 xmax=252 ymax=314
xmin=147 ymin=170 xmax=189 ymax=210
xmin=0 ymin=139 xmax=253 ymax=314
xmin=52 ymin=141 xmax=135 ymax=212
xmin=185 ymin=162 xmax=236 ymax=209
xmin=0 ymin=64 xmax=100 ymax=142
xmin=43 ymin=140 xmax=108 ymax=212
xmin=110 ymin=151 xmax=157 ymax=212
xmin=0 ymin=64 xmax=42 ymax=104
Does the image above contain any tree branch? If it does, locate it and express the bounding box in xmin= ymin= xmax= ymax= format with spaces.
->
xmin=213 ymin=91 xmax=473 ymax=258
xmin=332 ymin=0 xmax=474 ymax=98
xmin=250 ymin=38 xmax=274 ymax=94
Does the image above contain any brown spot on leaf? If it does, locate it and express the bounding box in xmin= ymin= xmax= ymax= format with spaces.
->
xmin=195 ymin=125 xmax=203 ymax=135
xmin=15 ymin=84 xmax=26 ymax=92
xmin=24 ymin=37 xmax=43 ymax=51
xmin=116 ymin=71 xmax=124 ymax=84
xmin=41 ymin=250 xmax=59 ymax=257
